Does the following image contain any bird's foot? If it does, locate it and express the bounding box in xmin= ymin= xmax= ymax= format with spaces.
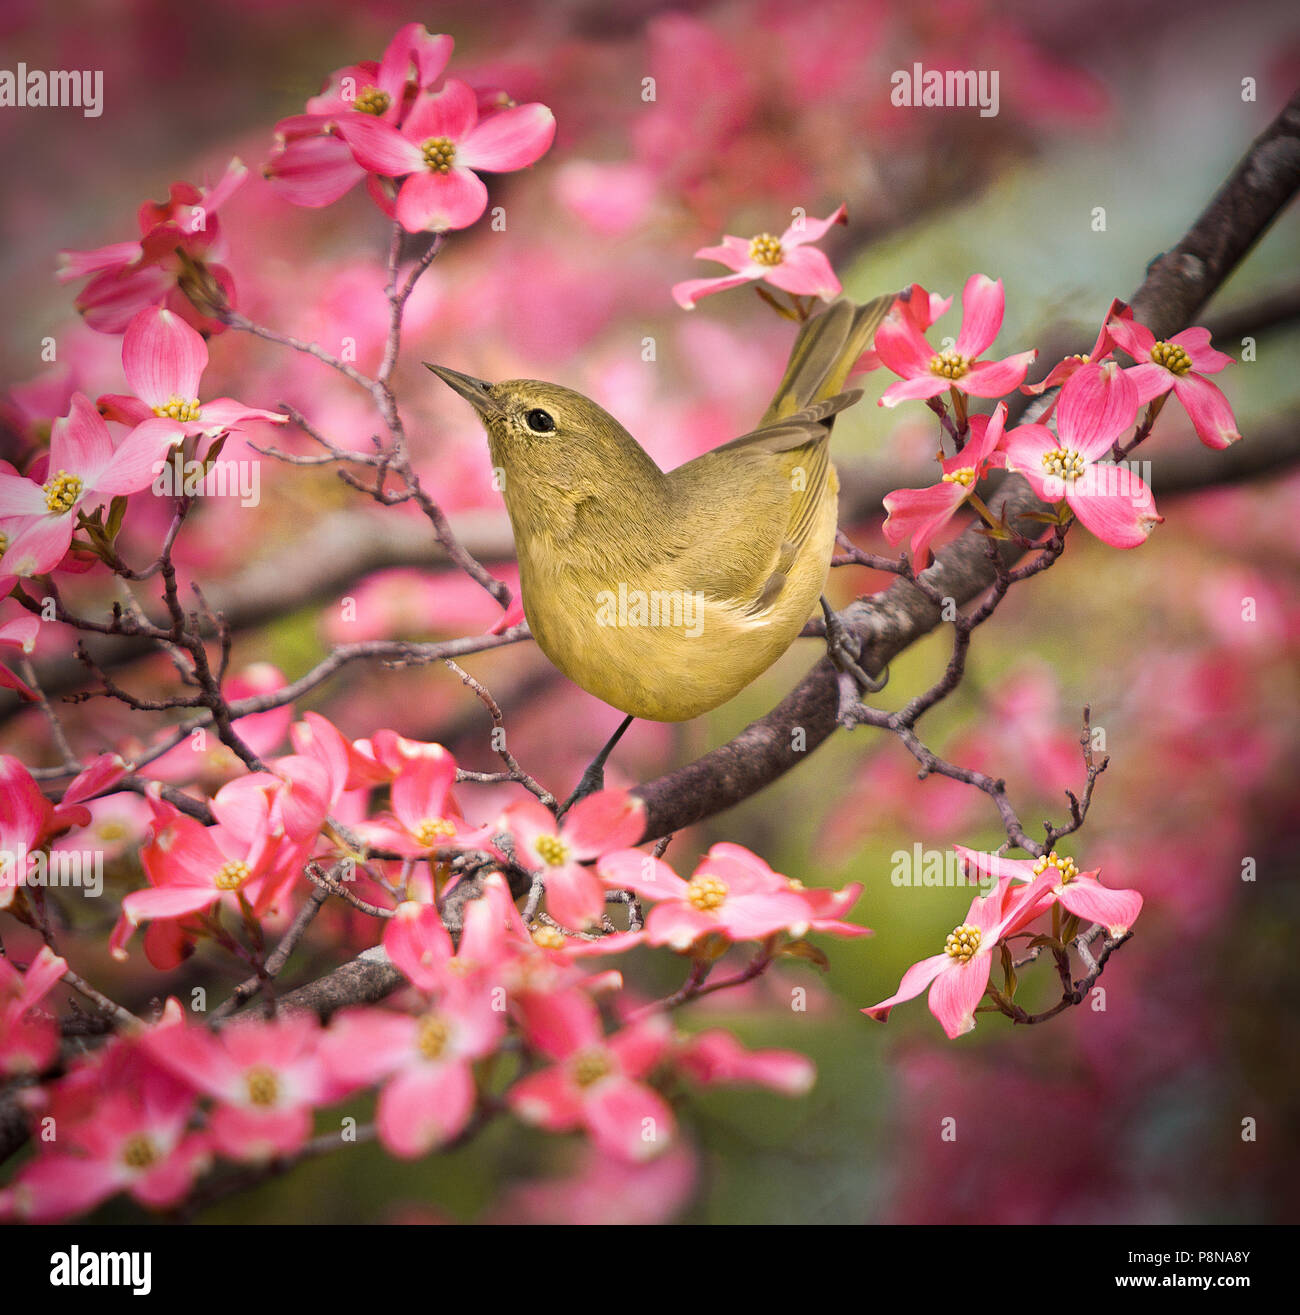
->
xmin=820 ymin=596 xmax=889 ymax=701
xmin=558 ymin=761 xmax=608 ymax=819
xmin=556 ymin=714 xmax=635 ymax=821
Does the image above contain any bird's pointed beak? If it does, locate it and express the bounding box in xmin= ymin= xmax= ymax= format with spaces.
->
xmin=424 ymin=363 xmax=502 ymax=418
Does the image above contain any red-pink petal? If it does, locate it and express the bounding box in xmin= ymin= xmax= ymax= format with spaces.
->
xmin=953 ymin=274 xmax=1005 ymax=360
xmin=403 ymin=78 xmax=478 ymax=142
xmin=958 ymin=351 xmax=1038 ymax=399
xmin=1055 ymin=361 xmax=1139 ymax=459
xmin=336 ymin=115 xmax=425 ymax=176
xmin=584 ymin=1076 xmax=675 ymax=1162
xmin=265 ymin=134 xmax=365 ymax=207
xmin=927 ymin=954 xmax=991 ymax=1038
xmin=874 ymin=308 xmax=937 ymax=380
xmin=395 ymin=168 xmax=488 ymax=233
xmin=862 ymin=953 xmax=949 ymax=1021
xmin=763 ymin=245 xmax=841 ymax=300
xmin=779 ymin=203 xmax=847 ymax=249
xmin=563 ymin=789 xmax=645 ymax=859
xmin=123 ymin=307 xmax=208 ymax=408
xmin=1057 ymin=876 xmax=1143 ymax=936
xmin=671 ymin=272 xmax=758 ymax=309
xmin=93 ymin=419 xmax=182 ymax=497
xmin=1066 ymin=468 xmax=1163 ymax=548
xmin=882 ymin=481 xmax=967 ymax=568
xmin=51 ymin=393 xmax=115 ymax=485
xmin=460 ymin=102 xmax=556 ymax=172
xmin=1171 ymin=372 xmax=1242 ymax=449
xmin=377 ymin=1061 xmax=475 ymax=1157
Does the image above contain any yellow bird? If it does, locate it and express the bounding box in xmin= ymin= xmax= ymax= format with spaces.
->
xmin=428 ymin=294 xmax=892 ymax=790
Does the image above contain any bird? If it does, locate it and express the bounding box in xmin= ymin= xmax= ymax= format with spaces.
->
xmin=427 ymin=293 xmax=894 ymax=799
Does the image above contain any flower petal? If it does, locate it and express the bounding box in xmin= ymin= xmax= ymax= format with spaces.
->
xmin=1171 ymin=372 xmax=1242 ymax=449
xmin=953 ymin=274 xmax=1005 ymax=360
xmin=394 ymin=168 xmax=488 ymax=233
xmin=459 ymin=102 xmax=556 ymax=172
xmin=123 ymin=307 xmax=208 ymax=408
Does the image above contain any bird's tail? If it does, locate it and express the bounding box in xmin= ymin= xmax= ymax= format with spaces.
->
xmin=760 ymin=293 xmax=897 ymax=426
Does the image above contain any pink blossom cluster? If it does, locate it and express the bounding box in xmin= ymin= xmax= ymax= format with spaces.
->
xmin=0 ymin=708 xmax=862 ymax=1220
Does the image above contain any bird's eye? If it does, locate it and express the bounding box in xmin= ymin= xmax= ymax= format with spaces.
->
xmin=525 ymin=408 xmax=556 ymax=434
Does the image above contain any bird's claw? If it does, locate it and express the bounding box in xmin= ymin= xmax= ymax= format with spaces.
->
xmin=820 ymin=597 xmax=889 ymax=696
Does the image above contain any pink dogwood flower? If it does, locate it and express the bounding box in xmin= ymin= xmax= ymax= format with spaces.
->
xmin=1106 ymin=311 xmax=1240 ymax=448
xmin=99 ymin=306 xmax=285 ymax=449
xmin=883 ymin=403 xmax=1009 ymax=567
xmin=119 ymin=788 xmax=280 ymax=938
xmin=5 ymin=1065 xmax=210 ymax=1221
xmin=1002 ymin=360 xmax=1163 ymax=548
xmin=672 ymin=204 xmax=847 ymax=309
xmin=0 ymin=946 xmax=66 ymax=1078
xmin=337 ymin=78 xmax=555 ymax=232
xmin=1 ymin=757 xmax=92 ymax=909
xmin=0 ymin=393 xmax=181 ymax=578
xmin=676 ymin=1030 xmax=815 ymax=1096
xmin=508 ymin=989 xmax=676 ymax=1162
xmin=0 ymin=603 xmax=41 ymax=699
xmin=876 ymin=274 xmax=1037 ymax=406
xmin=1021 ymin=297 xmax=1125 ymax=398
xmin=265 ymin=24 xmax=454 ymax=208
xmin=502 ymin=790 xmax=645 ymax=931
xmin=854 ymin=282 xmax=952 ymax=373
xmin=57 ymin=159 xmax=247 ymax=334
xmin=143 ymin=1014 xmax=330 ymax=1161
xmin=597 ymin=843 xmax=812 ymax=952
xmin=355 ymin=741 xmax=493 ymax=856
xmin=863 ymin=865 xmax=1061 ymax=1039
xmin=322 ymin=994 xmax=503 ymax=1158
xmin=953 ymin=846 xmax=1143 ymax=937
xmin=324 ymin=900 xmax=505 ymax=1158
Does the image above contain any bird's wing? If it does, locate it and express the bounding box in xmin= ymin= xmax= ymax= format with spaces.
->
xmin=658 ymin=294 xmax=895 ymax=616
xmin=663 ymin=397 xmax=850 ymax=616
xmin=761 ymin=294 xmax=895 ymax=422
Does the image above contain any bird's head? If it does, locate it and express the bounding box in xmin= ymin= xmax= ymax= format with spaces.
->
xmin=425 ymin=364 xmax=664 ymax=515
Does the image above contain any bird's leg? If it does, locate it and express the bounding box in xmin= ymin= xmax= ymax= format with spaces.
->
xmin=558 ymin=714 xmax=635 ymax=819
xmin=820 ymin=596 xmax=889 ymax=695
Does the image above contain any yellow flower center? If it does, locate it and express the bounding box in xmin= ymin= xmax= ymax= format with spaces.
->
xmin=1032 ymin=850 xmax=1079 ymax=883
xmin=929 ymin=350 xmax=970 ymax=380
xmin=245 ymin=1066 xmax=280 ymax=1107
xmin=152 ymin=396 xmax=202 ymax=422
xmin=422 ymin=136 xmax=456 ymax=173
xmin=353 ymin=86 xmax=391 ymax=116
xmin=944 ymin=922 xmax=982 ymax=962
xmin=571 ymin=1048 xmax=612 ymax=1088
xmin=43 ymin=470 xmax=83 ymax=514
xmin=120 ymin=1133 xmax=159 ymax=1170
xmin=416 ymin=1013 xmax=451 ymax=1060
xmin=97 ymin=820 xmax=128 ymax=842
xmin=413 ymin=817 xmax=456 ymax=848
xmin=530 ymin=922 xmax=567 ymax=950
xmin=748 ymin=233 xmax=784 ymax=266
xmin=1040 ymin=447 xmax=1087 ymax=483
xmin=213 ymin=859 xmax=251 ymax=891
xmin=942 ymin=467 xmax=976 ymax=487
xmin=534 ymin=834 xmax=570 ymax=867
xmin=686 ymin=874 xmax=728 ymax=912
xmin=0 ymin=531 xmax=8 ymax=555
xmin=1150 ymin=341 xmax=1192 ymax=375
